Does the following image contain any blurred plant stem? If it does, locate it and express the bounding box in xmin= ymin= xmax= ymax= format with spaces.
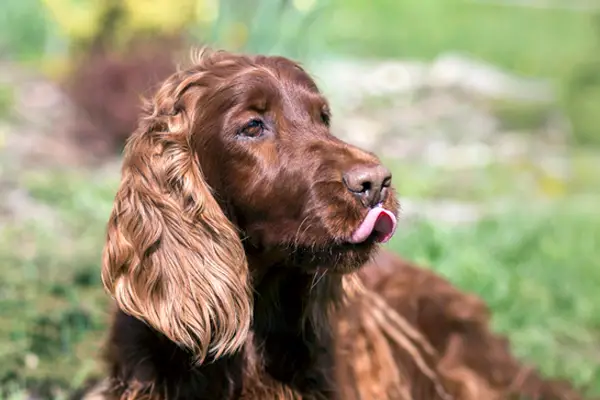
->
xmin=562 ymin=13 xmax=600 ymax=146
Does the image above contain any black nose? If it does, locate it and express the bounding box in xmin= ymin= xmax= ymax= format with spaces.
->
xmin=343 ymin=164 xmax=392 ymax=208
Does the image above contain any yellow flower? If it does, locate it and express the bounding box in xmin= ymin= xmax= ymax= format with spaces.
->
xmin=538 ymin=174 xmax=566 ymax=198
xmin=122 ymin=0 xmax=198 ymax=34
xmin=40 ymin=0 xmax=105 ymax=42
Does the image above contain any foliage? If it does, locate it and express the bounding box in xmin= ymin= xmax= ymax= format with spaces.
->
xmin=39 ymin=0 xmax=106 ymax=47
xmin=562 ymin=14 xmax=600 ymax=146
xmin=0 ymin=85 xmax=14 ymax=120
xmin=34 ymin=0 xmax=330 ymax=63
xmin=0 ymin=0 xmax=56 ymax=62
xmin=322 ymin=0 xmax=600 ymax=146
xmin=324 ymin=0 xmax=593 ymax=78
xmin=0 ymin=172 xmax=118 ymax=398
xmin=199 ymin=0 xmax=332 ymax=60
xmin=40 ymin=0 xmax=203 ymax=50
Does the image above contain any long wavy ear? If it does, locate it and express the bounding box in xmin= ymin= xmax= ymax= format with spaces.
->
xmin=101 ymin=56 xmax=252 ymax=363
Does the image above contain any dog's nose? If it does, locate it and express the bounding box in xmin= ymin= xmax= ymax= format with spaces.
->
xmin=343 ymin=164 xmax=392 ymax=208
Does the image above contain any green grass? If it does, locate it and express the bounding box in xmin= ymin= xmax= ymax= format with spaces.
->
xmin=0 ymin=165 xmax=599 ymax=397
xmin=0 ymin=172 xmax=118 ymax=398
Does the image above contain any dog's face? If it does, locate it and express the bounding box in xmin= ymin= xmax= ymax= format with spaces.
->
xmin=192 ymin=55 xmax=399 ymax=272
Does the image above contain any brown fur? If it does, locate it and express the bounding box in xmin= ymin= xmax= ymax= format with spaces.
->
xmin=336 ymin=253 xmax=587 ymax=399
xmin=92 ymin=49 xmax=588 ymax=400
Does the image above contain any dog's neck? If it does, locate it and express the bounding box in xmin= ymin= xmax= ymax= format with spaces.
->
xmin=246 ymin=247 xmax=346 ymax=331
xmin=244 ymin=249 xmax=343 ymax=396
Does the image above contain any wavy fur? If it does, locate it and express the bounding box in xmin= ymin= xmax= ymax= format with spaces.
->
xmin=102 ymin=50 xmax=252 ymax=362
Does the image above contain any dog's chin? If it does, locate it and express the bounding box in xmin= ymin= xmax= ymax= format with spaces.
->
xmin=286 ymin=238 xmax=379 ymax=275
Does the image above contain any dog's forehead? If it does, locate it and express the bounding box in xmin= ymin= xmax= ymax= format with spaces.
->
xmin=221 ymin=65 xmax=326 ymax=118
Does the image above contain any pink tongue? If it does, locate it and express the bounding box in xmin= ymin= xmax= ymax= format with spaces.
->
xmin=350 ymin=207 xmax=397 ymax=244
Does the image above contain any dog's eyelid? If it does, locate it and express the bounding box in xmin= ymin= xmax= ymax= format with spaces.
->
xmin=249 ymin=100 xmax=268 ymax=113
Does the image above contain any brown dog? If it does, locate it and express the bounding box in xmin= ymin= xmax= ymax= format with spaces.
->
xmin=91 ymin=49 xmax=585 ymax=399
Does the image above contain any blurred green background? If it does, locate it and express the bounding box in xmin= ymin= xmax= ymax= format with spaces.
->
xmin=1 ymin=0 xmax=599 ymax=398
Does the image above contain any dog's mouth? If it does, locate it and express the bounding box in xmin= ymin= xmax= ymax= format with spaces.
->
xmin=278 ymin=206 xmax=398 ymax=273
xmin=348 ymin=206 xmax=397 ymax=244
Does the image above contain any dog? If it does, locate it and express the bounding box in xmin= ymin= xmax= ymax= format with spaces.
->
xmin=89 ymin=49 xmax=585 ymax=399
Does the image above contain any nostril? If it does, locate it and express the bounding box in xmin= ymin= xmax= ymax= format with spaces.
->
xmin=344 ymin=164 xmax=392 ymax=207
xmin=382 ymin=175 xmax=392 ymax=188
xmin=343 ymin=173 xmax=372 ymax=194
xmin=360 ymin=181 xmax=372 ymax=193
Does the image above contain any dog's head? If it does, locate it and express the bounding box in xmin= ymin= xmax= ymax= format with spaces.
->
xmin=102 ymin=49 xmax=399 ymax=361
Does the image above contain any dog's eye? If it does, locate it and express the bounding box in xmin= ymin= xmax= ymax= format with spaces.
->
xmin=239 ymin=119 xmax=265 ymax=138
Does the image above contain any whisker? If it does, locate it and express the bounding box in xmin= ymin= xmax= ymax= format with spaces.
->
xmin=310 ymin=268 xmax=328 ymax=292
xmin=291 ymin=215 xmax=313 ymax=253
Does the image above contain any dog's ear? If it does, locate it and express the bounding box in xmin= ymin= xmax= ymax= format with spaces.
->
xmin=101 ymin=54 xmax=252 ymax=362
